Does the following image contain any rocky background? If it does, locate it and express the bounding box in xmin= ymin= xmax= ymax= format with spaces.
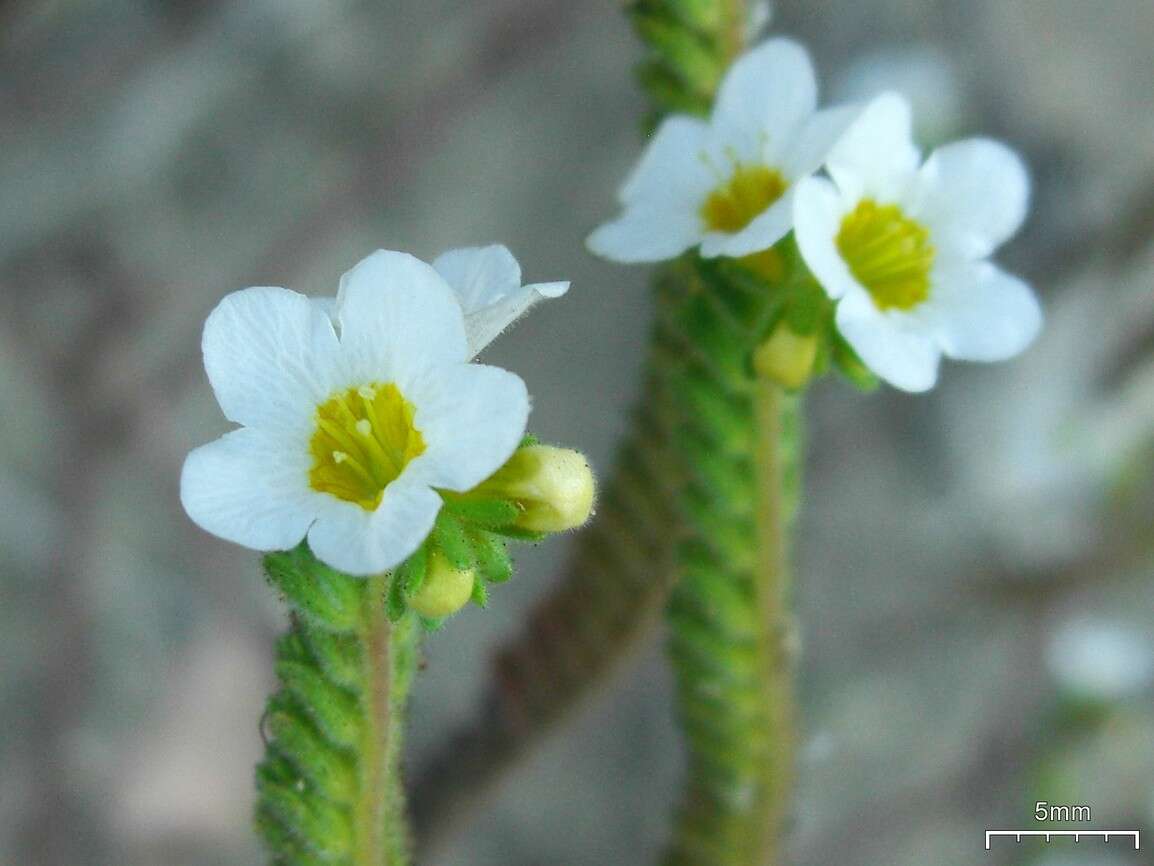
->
xmin=1 ymin=1 xmax=1152 ymax=865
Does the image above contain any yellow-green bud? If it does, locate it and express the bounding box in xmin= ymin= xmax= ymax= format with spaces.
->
xmin=482 ymin=445 xmax=595 ymax=533
xmin=408 ymin=553 xmax=474 ymax=618
xmin=753 ymin=324 xmax=819 ymax=389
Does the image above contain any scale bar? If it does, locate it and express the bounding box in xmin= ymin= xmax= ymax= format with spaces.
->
xmin=985 ymin=830 xmax=1140 ymax=851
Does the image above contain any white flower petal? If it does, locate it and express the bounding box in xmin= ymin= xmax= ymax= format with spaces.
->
xmin=700 ymin=192 xmax=795 ymax=258
xmin=307 ymin=475 xmax=442 ymax=575
xmin=335 ymin=250 xmax=468 ymax=386
xmin=912 ymin=138 xmax=1030 ymax=258
xmin=202 ymin=287 xmax=340 ymax=435
xmin=619 ymin=115 xmax=715 ymax=207
xmin=312 ymin=296 xmax=337 ymax=323
xmin=432 ymin=244 xmax=522 ymax=313
xmin=712 ymin=38 xmax=817 ymax=162
xmin=926 ymin=260 xmax=1042 ymax=362
xmin=463 ymin=281 xmax=570 ymax=358
xmin=408 ymin=363 xmax=530 ymax=492
xmin=432 ymin=244 xmax=569 ymax=357
xmin=524 ymin=281 xmax=569 ymax=299
xmin=835 ymin=290 xmax=941 ymax=392
xmin=827 ymin=92 xmax=921 ymax=202
xmin=181 ymin=427 xmax=316 ymax=552
xmin=793 ymin=176 xmax=857 ymax=299
xmin=783 ymin=104 xmax=866 ymax=180
xmin=586 ymin=206 xmax=703 ymax=263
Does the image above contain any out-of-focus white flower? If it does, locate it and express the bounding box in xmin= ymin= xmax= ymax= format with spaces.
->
xmin=587 ymin=38 xmax=861 ymax=263
xmin=180 ymin=249 xmax=553 ymax=576
xmin=1047 ymin=619 xmax=1154 ymax=702
xmin=794 ymin=93 xmax=1042 ymax=392
xmin=833 ymin=45 xmax=964 ymax=145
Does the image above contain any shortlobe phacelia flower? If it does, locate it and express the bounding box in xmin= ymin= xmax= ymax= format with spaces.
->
xmin=794 ymin=93 xmax=1042 ymax=392
xmin=587 ymin=38 xmax=861 ymax=263
xmin=180 ymin=247 xmax=568 ymax=576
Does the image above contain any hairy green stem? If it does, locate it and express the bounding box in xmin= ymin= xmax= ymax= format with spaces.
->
xmin=356 ymin=573 xmax=415 ymax=866
xmin=751 ymin=381 xmax=798 ymax=862
xmin=257 ymin=547 xmax=419 ymax=866
xmin=663 ymin=255 xmax=804 ymax=866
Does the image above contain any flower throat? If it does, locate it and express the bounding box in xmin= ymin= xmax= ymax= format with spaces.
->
xmin=701 ymin=164 xmax=788 ymax=233
xmin=308 ymin=383 xmax=426 ymax=510
xmin=836 ymin=199 xmax=935 ymax=311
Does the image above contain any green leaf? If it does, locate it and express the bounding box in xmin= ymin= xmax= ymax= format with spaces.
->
xmin=263 ymin=698 xmax=357 ymax=802
xmin=430 ymin=513 xmax=474 ymax=571
xmin=255 ymin=803 xmax=331 ymax=866
xmin=489 ymin=525 xmax=546 ymax=542
xmin=630 ymin=9 xmax=722 ymax=95
xmin=644 ymin=0 xmax=722 ymax=29
xmin=274 ymin=660 xmax=361 ymax=750
xmin=386 ymin=571 xmax=408 ymax=623
xmin=471 ymin=531 xmax=513 ymax=584
xmin=636 ymin=61 xmax=712 ymax=117
xmin=396 ymin=544 xmax=429 ymax=596
xmin=264 ymin=545 xmax=363 ymax=633
xmin=256 ymin=773 xmax=352 ymax=860
xmin=299 ymin=628 xmax=363 ymax=693
xmin=830 ymin=331 xmax=880 ymax=391
xmin=441 ymin=496 xmax=520 ymax=529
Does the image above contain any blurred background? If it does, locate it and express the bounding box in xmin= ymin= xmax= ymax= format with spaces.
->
xmin=2 ymin=1 xmax=1153 ymax=864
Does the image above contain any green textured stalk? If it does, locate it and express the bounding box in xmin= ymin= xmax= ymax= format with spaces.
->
xmin=256 ymin=547 xmax=419 ymax=866
xmin=355 ymin=571 xmax=415 ymax=866
xmin=665 ymin=364 xmax=803 ymax=866
xmin=411 ymin=1 xmax=752 ymax=848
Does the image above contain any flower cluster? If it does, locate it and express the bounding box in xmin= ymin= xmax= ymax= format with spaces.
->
xmin=588 ymin=38 xmax=1042 ymax=392
xmin=182 ymin=246 xmax=588 ymax=585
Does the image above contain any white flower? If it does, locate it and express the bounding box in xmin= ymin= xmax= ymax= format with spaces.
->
xmin=180 ymin=248 xmax=563 ymax=576
xmin=586 ymin=38 xmax=861 ymax=263
xmin=794 ymin=93 xmax=1042 ymax=392
xmin=1047 ymin=619 xmax=1153 ymax=702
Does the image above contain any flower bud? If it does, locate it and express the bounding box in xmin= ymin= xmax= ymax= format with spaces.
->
xmin=753 ymin=323 xmax=818 ymax=389
xmin=482 ymin=445 xmax=595 ymax=533
xmin=408 ymin=553 xmax=475 ymax=618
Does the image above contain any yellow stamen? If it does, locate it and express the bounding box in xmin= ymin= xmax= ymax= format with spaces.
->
xmin=308 ymin=382 xmax=426 ymax=510
xmin=701 ymin=164 xmax=788 ymax=233
xmin=836 ymin=199 xmax=935 ymax=311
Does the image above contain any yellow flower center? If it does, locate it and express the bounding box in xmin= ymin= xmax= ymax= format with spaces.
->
xmin=700 ymin=164 xmax=788 ymax=233
xmin=836 ymin=199 xmax=935 ymax=311
xmin=308 ymin=383 xmax=426 ymax=511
